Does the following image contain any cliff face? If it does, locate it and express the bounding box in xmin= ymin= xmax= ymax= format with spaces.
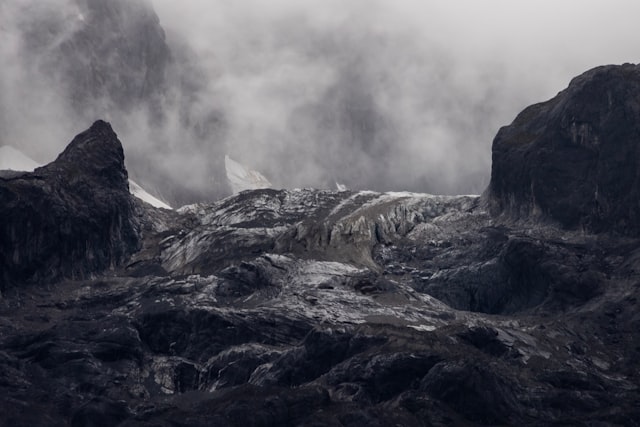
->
xmin=0 ymin=121 xmax=140 ymax=289
xmin=489 ymin=63 xmax=640 ymax=235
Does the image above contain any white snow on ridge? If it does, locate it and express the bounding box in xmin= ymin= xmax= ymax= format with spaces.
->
xmin=129 ymin=180 xmax=172 ymax=209
xmin=225 ymin=155 xmax=272 ymax=194
xmin=1 ymin=145 xmax=171 ymax=209
xmin=0 ymin=146 xmax=40 ymax=172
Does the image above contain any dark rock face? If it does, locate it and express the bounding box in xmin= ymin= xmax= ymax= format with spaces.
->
xmin=3 ymin=178 xmax=640 ymax=426
xmin=489 ymin=63 xmax=640 ymax=235
xmin=0 ymin=121 xmax=140 ymax=289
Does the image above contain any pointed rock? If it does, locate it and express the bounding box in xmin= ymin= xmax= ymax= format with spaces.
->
xmin=0 ymin=121 xmax=140 ymax=289
xmin=46 ymin=120 xmax=129 ymax=189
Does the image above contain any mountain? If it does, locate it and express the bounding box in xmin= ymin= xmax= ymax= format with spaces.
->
xmin=0 ymin=144 xmax=171 ymax=210
xmin=2 ymin=0 xmax=229 ymax=207
xmin=2 ymin=65 xmax=640 ymax=425
xmin=0 ymin=120 xmax=140 ymax=287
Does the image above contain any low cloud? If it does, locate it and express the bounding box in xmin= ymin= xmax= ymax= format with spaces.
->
xmin=1 ymin=0 xmax=639 ymax=204
xmin=152 ymin=0 xmax=640 ymax=194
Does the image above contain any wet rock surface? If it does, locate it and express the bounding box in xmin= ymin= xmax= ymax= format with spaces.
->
xmin=3 ymin=65 xmax=640 ymax=426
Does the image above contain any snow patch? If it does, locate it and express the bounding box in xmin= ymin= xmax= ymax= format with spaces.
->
xmin=225 ymin=155 xmax=272 ymax=193
xmin=407 ymin=324 xmax=437 ymax=332
xmin=129 ymin=180 xmax=172 ymax=209
xmin=0 ymin=146 xmax=40 ymax=171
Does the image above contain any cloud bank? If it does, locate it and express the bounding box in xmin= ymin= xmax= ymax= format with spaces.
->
xmin=1 ymin=0 xmax=639 ymax=204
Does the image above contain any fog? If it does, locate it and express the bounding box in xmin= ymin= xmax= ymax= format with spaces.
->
xmin=1 ymin=0 xmax=639 ymax=204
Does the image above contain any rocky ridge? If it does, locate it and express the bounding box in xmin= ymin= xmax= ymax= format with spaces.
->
xmin=1 ymin=65 xmax=640 ymax=426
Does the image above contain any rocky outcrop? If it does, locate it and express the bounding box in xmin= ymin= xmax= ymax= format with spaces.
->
xmin=489 ymin=63 xmax=640 ymax=235
xmin=0 ymin=120 xmax=140 ymax=289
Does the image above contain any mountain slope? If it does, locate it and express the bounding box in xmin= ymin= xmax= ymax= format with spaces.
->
xmin=2 ymin=65 xmax=640 ymax=425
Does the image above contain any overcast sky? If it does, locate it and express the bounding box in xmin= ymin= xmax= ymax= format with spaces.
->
xmin=149 ymin=0 xmax=640 ymax=193
xmin=2 ymin=0 xmax=639 ymax=199
xmin=151 ymin=0 xmax=640 ymax=105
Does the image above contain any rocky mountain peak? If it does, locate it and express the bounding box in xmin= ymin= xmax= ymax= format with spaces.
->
xmin=47 ymin=120 xmax=129 ymax=189
xmin=0 ymin=121 xmax=139 ymax=289
xmin=489 ymin=63 xmax=640 ymax=235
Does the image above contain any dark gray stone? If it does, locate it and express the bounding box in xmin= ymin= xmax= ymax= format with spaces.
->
xmin=489 ymin=64 xmax=640 ymax=235
xmin=0 ymin=121 xmax=140 ymax=289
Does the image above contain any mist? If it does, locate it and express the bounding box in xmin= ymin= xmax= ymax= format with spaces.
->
xmin=1 ymin=0 xmax=639 ymax=205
